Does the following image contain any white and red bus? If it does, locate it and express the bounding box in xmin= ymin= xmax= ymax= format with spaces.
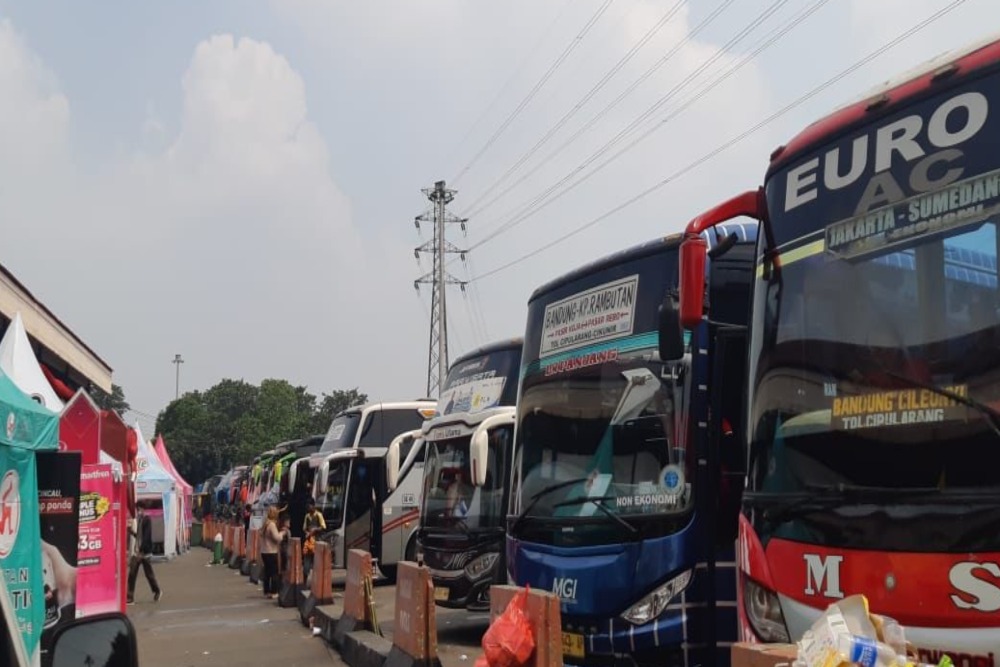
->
xmin=674 ymin=33 xmax=1000 ymax=665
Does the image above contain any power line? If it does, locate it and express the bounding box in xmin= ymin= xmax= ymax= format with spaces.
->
xmin=459 ymin=0 xmax=689 ymax=216
xmin=460 ymin=0 xmax=737 ymax=221
xmin=463 ymin=253 xmax=493 ymax=341
xmin=442 ymin=0 xmax=575 ymax=173
xmin=470 ymin=0 xmax=969 ymax=282
xmin=450 ymin=0 xmax=615 ymax=187
xmin=463 ymin=0 xmax=826 ymax=251
xmin=462 ymin=0 xmax=793 ymax=253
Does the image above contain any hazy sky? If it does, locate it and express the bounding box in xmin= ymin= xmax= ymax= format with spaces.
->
xmin=0 ymin=0 xmax=993 ymax=433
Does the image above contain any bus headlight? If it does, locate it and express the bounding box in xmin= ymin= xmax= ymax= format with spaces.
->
xmin=744 ymin=578 xmax=790 ymax=643
xmin=621 ymin=570 xmax=692 ymax=626
xmin=465 ymin=553 xmax=500 ymax=580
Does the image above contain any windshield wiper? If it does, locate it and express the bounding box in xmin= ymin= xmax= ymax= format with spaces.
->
xmin=552 ymin=495 xmax=639 ymax=536
xmin=509 ymin=477 xmax=588 ymax=532
xmin=881 ymin=369 xmax=1000 ymax=440
xmin=744 ymin=490 xmax=845 ymax=527
xmin=806 ymin=482 xmax=1000 ymax=504
xmin=746 ymin=484 xmax=1000 ymax=527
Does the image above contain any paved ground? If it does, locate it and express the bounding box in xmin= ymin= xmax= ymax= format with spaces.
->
xmin=128 ymin=550 xmax=339 ymax=667
xmin=366 ymin=577 xmax=489 ymax=667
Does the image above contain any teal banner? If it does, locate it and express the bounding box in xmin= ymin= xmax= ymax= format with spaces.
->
xmin=0 ymin=445 xmax=43 ymax=664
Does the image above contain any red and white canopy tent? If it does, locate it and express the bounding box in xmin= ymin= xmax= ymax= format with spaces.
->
xmin=153 ymin=435 xmax=193 ymax=550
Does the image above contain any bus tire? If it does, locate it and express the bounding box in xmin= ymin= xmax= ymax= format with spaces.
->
xmin=404 ymin=536 xmax=417 ymax=564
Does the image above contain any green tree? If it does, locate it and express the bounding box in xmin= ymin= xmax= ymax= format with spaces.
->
xmin=91 ymin=383 xmax=130 ymax=416
xmin=155 ymin=379 xmax=367 ymax=484
xmin=310 ymin=389 xmax=367 ymax=434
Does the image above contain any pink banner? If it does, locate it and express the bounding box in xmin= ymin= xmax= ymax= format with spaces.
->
xmin=75 ymin=465 xmax=119 ymax=617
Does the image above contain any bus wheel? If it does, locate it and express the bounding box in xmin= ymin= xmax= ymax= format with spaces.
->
xmin=404 ymin=537 xmax=417 ymax=564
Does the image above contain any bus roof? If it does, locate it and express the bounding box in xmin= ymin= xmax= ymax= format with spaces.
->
xmin=273 ymin=439 xmax=300 ymax=456
xmin=449 ymin=337 xmax=524 ymax=368
xmin=529 ymin=234 xmax=683 ymax=303
xmin=768 ymin=31 xmax=1000 ymax=177
xmin=295 ymin=434 xmax=324 ymax=457
xmin=335 ymin=399 xmax=436 ymax=417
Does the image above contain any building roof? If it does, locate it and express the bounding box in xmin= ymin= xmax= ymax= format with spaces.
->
xmin=0 ymin=262 xmax=112 ymax=391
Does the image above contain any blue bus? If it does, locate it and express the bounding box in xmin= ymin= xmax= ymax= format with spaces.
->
xmin=505 ymin=223 xmax=757 ymax=667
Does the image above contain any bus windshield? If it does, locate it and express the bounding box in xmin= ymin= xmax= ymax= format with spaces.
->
xmin=512 ymin=358 xmax=689 ymax=544
xmin=437 ymin=347 xmax=521 ymax=416
xmin=750 ymin=77 xmax=1000 ymax=510
xmin=320 ymin=412 xmax=361 ymax=453
xmin=421 ymin=426 xmax=510 ymax=532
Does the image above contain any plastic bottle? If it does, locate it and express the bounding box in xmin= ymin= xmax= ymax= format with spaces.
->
xmin=835 ymin=633 xmax=907 ymax=667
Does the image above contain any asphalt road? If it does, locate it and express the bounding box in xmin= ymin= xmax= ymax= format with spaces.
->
xmin=128 ymin=550 xmax=339 ymax=667
xmin=127 ymin=550 xmax=491 ymax=667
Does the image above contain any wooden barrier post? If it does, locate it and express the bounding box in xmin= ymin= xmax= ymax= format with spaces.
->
xmin=334 ymin=549 xmax=373 ymax=647
xmin=384 ymin=562 xmax=440 ymax=667
xmin=249 ymin=530 xmax=262 ymax=584
xmin=299 ymin=539 xmax=334 ymax=626
xmin=240 ymin=526 xmax=253 ymax=575
xmin=311 ymin=541 xmax=334 ymax=605
xmin=223 ymin=525 xmax=233 ymax=560
xmin=278 ymin=537 xmax=303 ymax=608
xmin=229 ymin=527 xmax=244 ymax=569
xmin=487 ymin=585 xmax=562 ymax=667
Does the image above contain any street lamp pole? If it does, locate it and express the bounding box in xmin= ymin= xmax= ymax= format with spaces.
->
xmin=173 ymin=354 xmax=184 ymax=400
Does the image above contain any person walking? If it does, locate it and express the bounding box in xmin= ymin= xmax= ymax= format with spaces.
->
xmin=127 ymin=503 xmax=162 ymax=603
xmin=260 ymin=506 xmax=288 ymax=599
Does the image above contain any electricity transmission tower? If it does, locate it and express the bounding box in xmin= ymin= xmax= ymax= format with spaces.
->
xmin=414 ymin=180 xmax=468 ymax=398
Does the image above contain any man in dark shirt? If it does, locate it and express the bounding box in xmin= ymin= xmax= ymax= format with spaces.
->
xmin=127 ymin=503 xmax=162 ymax=603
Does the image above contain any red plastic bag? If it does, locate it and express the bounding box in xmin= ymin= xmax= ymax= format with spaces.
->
xmin=482 ymin=586 xmax=536 ymax=667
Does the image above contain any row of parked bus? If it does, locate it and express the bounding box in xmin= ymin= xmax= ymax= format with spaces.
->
xmin=206 ymin=34 xmax=1000 ymax=667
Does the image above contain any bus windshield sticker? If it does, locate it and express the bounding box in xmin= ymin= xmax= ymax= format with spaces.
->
xmin=540 ymin=275 xmax=639 ymax=358
xmin=831 ymin=385 xmax=969 ymax=431
xmin=437 ymin=376 xmax=506 ymax=415
xmin=659 ymin=464 xmax=685 ymax=495
xmin=543 ymin=348 xmax=620 ymax=377
xmin=824 ymin=168 xmax=1000 ymax=260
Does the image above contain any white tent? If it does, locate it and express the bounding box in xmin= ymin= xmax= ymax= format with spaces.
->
xmin=0 ymin=312 xmax=64 ymax=411
xmin=134 ymin=423 xmax=179 ymax=558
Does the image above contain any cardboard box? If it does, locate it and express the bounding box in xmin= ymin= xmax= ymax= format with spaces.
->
xmin=732 ymin=642 xmax=800 ymax=667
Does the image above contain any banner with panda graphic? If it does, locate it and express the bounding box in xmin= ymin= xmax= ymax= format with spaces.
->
xmin=35 ymin=450 xmax=81 ymax=657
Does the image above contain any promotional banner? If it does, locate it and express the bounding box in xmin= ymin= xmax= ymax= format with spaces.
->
xmin=36 ymin=450 xmax=81 ymax=653
xmin=0 ymin=445 xmax=42 ymax=663
xmin=76 ymin=464 xmax=118 ymax=616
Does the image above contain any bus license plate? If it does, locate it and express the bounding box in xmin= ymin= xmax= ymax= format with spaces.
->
xmin=434 ymin=587 xmax=449 ymax=601
xmin=562 ymin=632 xmax=585 ymax=659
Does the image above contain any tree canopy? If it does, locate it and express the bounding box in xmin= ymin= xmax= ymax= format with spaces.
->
xmin=155 ymin=379 xmax=366 ymax=484
xmin=91 ymin=383 xmax=130 ymax=416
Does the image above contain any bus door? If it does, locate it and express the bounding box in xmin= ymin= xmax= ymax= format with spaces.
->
xmin=343 ymin=459 xmax=382 ymax=564
xmin=711 ymin=326 xmax=748 ymax=544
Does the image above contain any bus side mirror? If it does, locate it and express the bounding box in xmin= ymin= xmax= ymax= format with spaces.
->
xmin=51 ymin=613 xmax=138 ymax=667
xmin=679 ymin=234 xmax=708 ymax=330
xmin=315 ymin=465 xmax=328 ymax=497
xmin=470 ymin=428 xmax=489 ymax=487
xmin=658 ymin=294 xmax=684 ymax=361
xmin=386 ymin=441 xmax=401 ymax=492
